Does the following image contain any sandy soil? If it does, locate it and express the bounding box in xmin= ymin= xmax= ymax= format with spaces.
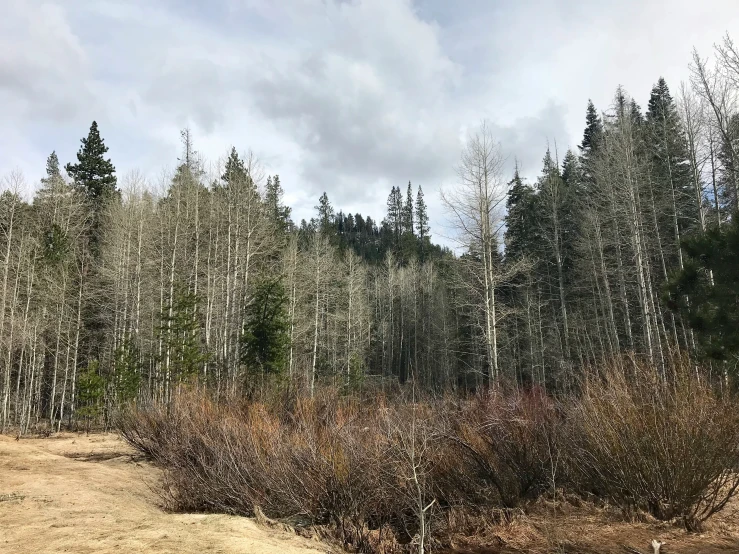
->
xmin=0 ymin=433 xmax=330 ymax=554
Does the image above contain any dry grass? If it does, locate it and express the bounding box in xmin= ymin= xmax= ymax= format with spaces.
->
xmin=437 ymin=494 xmax=739 ymax=553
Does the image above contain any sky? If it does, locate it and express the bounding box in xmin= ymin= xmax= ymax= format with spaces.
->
xmin=2 ymin=0 xmax=738 ymax=242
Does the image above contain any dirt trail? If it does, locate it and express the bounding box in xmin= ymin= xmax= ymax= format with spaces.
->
xmin=0 ymin=433 xmax=330 ymax=554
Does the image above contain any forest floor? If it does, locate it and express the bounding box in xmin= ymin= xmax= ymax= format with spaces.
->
xmin=442 ymin=491 xmax=739 ymax=554
xmin=0 ymin=432 xmax=330 ymax=554
xmin=2 ymin=432 xmax=739 ymax=554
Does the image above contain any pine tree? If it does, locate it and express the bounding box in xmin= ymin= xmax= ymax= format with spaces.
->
xmin=579 ymin=101 xmax=604 ymax=196
xmin=560 ymin=149 xmax=583 ymax=268
xmin=159 ymin=281 xmax=207 ymax=384
xmin=65 ymin=122 xmax=118 ymax=373
xmin=242 ymin=278 xmax=290 ymax=376
xmin=535 ymin=148 xmax=578 ymax=363
xmin=112 ymin=340 xmax=141 ymax=404
xmin=222 ymin=147 xmax=248 ymax=187
xmin=402 ymin=181 xmax=414 ymax=235
xmin=646 ymin=77 xmax=697 ymax=241
xmin=385 ymin=186 xmax=402 ymax=241
xmin=179 ymin=128 xmax=199 ymax=173
xmin=316 ymin=192 xmax=334 ymax=235
xmin=503 ymin=165 xmax=540 ymax=383
xmin=264 ymin=175 xmax=292 ymax=234
xmin=560 ymin=149 xmax=581 ymax=188
xmin=76 ymin=360 xmax=106 ymax=431
xmin=415 ymin=185 xmax=430 ymax=243
xmin=43 ymin=151 xmax=61 ymax=184
xmin=36 ymin=151 xmax=69 ymax=212
xmin=666 ymin=214 xmax=739 ymax=366
xmin=580 ymin=100 xmax=603 ymax=155
xmin=504 ymin=165 xmax=539 ymax=263
xmin=65 ymin=121 xmax=117 ymax=204
xmin=397 ymin=181 xmax=417 ymax=261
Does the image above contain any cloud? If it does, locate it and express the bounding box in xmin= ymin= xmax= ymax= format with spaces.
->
xmin=2 ymin=0 xmax=739 ymax=244
xmin=246 ymin=0 xmax=463 ymax=206
xmin=0 ymin=1 xmax=92 ymax=123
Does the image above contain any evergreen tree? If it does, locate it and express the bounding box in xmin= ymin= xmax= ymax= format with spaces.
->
xmin=560 ymin=149 xmax=583 ymax=267
xmin=578 ymin=101 xmax=604 ymax=195
xmin=179 ymin=128 xmax=200 ymax=173
xmin=666 ymin=214 xmax=739 ymax=367
xmin=264 ymin=175 xmax=292 ymax=234
xmin=415 ymin=184 xmax=430 ymax=244
xmin=112 ymin=340 xmax=141 ymax=404
xmin=76 ymin=360 xmax=106 ymax=431
xmin=65 ymin=121 xmax=117 ymax=204
xmin=222 ymin=147 xmax=248 ymax=188
xmin=65 ymin=122 xmax=119 ymax=371
xmin=242 ymin=278 xmax=290 ymax=376
xmin=35 ymin=152 xmax=74 ymax=264
xmin=579 ymin=100 xmax=603 ymax=155
xmin=560 ymin=149 xmax=581 ymax=188
xmin=159 ymin=281 xmax=207 ymax=384
xmin=504 ymin=165 xmax=539 ymax=262
xmin=646 ymin=77 xmax=697 ymax=238
xmin=316 ymin=192 xmax=334 ymax=235
xmin=398 ymin=181 xmax=417 ymax=260
xmin=503 ymin=166 xmax=540 ymax=383
xmin=717 ymin=114 xmax=739 ymax=212
xmin=43 ymin=151 xmax=62 ymax=184
xmin=385 ymin=186 xmax=403 ymax=242
xmin=402 ymin=181 xmax=414 ymax=235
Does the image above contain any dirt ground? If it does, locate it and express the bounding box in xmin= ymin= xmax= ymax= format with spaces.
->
xmin=0 ymin=432 xmax=330 ymax=554
xmin=443 ymin=493 xmax=739 ymax=554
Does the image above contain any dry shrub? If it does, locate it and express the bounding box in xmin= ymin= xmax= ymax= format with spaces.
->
xmin=567 ymin=359 xmax=739 ymax=530
xmin=119 ymin=387 xmax=564 ymax=551
xmin=445 ymin=387 xmax=560 ymax=509
xmin=119 ymin=390 xmax=433 ymax=551
xmin=118 ymin=364 xmax=739 ymax=552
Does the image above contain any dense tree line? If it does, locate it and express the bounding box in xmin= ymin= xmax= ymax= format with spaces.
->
xmin=1 ymin=35 xmax=739 ymax=431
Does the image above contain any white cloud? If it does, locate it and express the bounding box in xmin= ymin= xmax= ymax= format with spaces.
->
xmin=2 ymin=0 xmax=738 ymax=240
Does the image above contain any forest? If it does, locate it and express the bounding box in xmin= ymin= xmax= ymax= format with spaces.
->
xmin=2 ymin=31 xmax=739 ymax=554
xmin=2 ymin=37 xmax=738 ymax=430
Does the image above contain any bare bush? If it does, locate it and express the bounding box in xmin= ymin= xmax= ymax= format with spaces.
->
xmin=445 ymin=387 xmax=560 ymax=509
xmin=119 ymin=364 xmax=739 ymax=552
xmin=566 ymin=359 xmax=739 ymax=530
xmin=120 ymin=390 xmax=412 ymax=551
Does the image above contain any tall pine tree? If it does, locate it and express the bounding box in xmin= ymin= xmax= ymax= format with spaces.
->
xmin=580 ymin=100 xmax=603 ymax=155
xmin=265 ymin=175 xmax=292 ymax=235
xmin=646 ymin=77 xmax=697 ymax=246
xmin=402 ymin=181 xmax=414 ymax=235
xmin=65 ymin=121 xmax=117 ymax=205
xmin=415 ymin=184 xmax=430 ymax=247
xmin=222 ymin=147 xmax=248 ymax=188
xmin=385 ymin=186 xmax=403 ymax=242
xmin=504 ymin=165 xmax=539 ymax=263
xmin=316 ymin=192 xmax=334 ymax=236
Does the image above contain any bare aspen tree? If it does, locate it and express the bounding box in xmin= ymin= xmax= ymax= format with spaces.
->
xmin=691 ymin=48 xmax=739 ymax=208
xmin=678 ymin=82 xmax=710 ymax=232
xmin=283 ymin=234 xmax=300 ymax=379
xmin=441 ymin=122 xmax=508 ymax=383
xmin=306 ymin=231 xmax=334 ymax=396
xmin=538 ymin=152 xmax=572 ymax=360
xmin=343 ymin=250 xmax=369 ymax=383
xmin=0 ymin=173 xmax=22 ymax=431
